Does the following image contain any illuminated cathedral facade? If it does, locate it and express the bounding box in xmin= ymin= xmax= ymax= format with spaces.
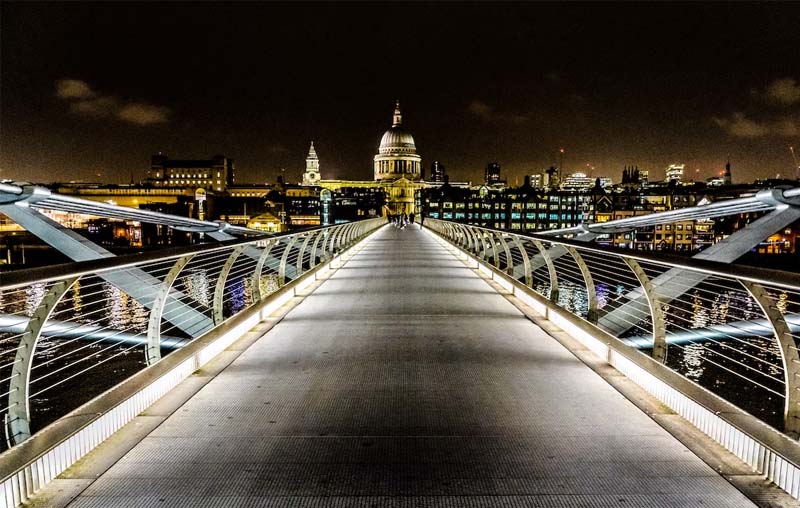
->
xmin=309 ymin=101 xmax=425 ymax=215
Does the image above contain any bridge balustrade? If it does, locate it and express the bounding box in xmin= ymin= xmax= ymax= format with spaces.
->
xmin=426 ymin=217 xmax=800 ymax=497
xmin=0 ymin=218 xmax=384 ymax=453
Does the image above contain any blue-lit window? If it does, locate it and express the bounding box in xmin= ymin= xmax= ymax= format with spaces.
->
xmin=511 ymin=212 xmax=521 ymax=219
xmin=549 ymin=214 xmax=558 ymax=220
xmin=443 ymin=212 xmax=453 ymax=219
xmin=455 ymin=212 xmax=465 ymax=219
xmin=430 ymin=212 xmax=440 ymax=219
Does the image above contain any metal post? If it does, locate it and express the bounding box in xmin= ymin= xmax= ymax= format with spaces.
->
xmin=496 ymin=233 xmax=513 ymax=274
xmin=468 ymin=226 xmax=482 ymax=256
xmin=343 ymin=222 xmax=357 ymax=247
xmin=278 ymin=236 xmax=301 ymax=285
xmin=478 ymin=229 xmax=491 ymax=262
xmin=252 ymin=239 xmax=279 ymax=302
xmin=296 ymin=233 xmax=313 ymax=275
xmin=310 ymin=229 xmax=325 ymax=266
xmin=741 ymin=281 xmax=800 ymax=437
xmin=532 ymin=239 xmax=559 ymax=302
xmin=511 ymin=236 xmax=533 ymax=286
xmin=444 ymin=222 xmax=456 ymax=244
xmin=564 ymin=246 xmax=598 ymax=324
xmin=327 ymin=225 xmax=341 ymax=255
xmin=458 ymin=224 xmax=473 ymax=250
xmin=213 ymin=246 xmax=245 ymax=325
xmin=622 ymin=258 xmax=667 ymax=362
xmin=6 ymin=277 xmax=78 ymax=446
xmin=146 ymin=255 xmax=195 ymax=365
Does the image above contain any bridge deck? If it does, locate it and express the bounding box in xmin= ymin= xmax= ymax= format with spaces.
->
xmin=65 ymin=226 xmax=755 ymax=507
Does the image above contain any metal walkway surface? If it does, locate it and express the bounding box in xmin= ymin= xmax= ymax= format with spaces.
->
xmin=64 ymin=226 xmax=756 ymax=507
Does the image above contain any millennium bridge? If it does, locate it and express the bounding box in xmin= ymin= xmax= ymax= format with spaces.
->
xmin=2 ymin=183 xmax=800 ymax=507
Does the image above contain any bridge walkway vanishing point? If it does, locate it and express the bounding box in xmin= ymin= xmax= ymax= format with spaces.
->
xmin=46 ymin=225 xmax=758 ymax=507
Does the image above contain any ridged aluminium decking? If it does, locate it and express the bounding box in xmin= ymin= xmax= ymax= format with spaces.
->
xmin=66 ymin=226 xmax=756 ymax=507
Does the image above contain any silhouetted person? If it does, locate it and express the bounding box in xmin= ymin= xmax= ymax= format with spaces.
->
xmin=409 ymin=212 xmax=415 ymax=227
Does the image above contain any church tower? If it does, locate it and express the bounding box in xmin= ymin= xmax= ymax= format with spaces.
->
xmin=302 ymin=141 xmax=321 ymax=186
xmin=723 ymin=157 xmax=732 ymax=186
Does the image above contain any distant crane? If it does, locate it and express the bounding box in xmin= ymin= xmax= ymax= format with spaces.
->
xmin=791 ymin=145 xmax=800 ymax=180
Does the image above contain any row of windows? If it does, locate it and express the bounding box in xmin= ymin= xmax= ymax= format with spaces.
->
xmin=168 ymin=180 xmax=222 ymax=186
xmin=166 ymin=172 xmax=223 ymax=179
xmin=440 ymin=202 xmax=577 ymax=210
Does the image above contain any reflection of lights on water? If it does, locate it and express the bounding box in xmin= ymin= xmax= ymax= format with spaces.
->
xmin=25 ymin=283 xmax=47 ymax=316
xmin=182 ymin=270 xmax=211 ymax=307
xmin=257 ymin=274 xmax=280 ymax=299
xmin=691 ymin=294 xmax=708 ymax=329
xmin=71 ymin=279 xmax=84 ymax=321
xmin=682 ymin=343 xmax=705 ymax=380
xmin=224 ymin=277 xmax=247 ymax=316
xmin=105 ymin=283 xmax=147 ymax=334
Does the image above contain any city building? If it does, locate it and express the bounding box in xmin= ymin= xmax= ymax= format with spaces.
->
xmin=147 ymin=153 xmax=235 ymax=192
xmin=665 ymin=164 xmax=685 ymax=183
xmin=429 ymin=161 xmax=446 ymax=183
xmin=485 ymin=162 xmax=502 ymax=186
xmin=529 ymin=173 xmax=544 ymax=189
xmin=302 ymin=142 xmax=321 ymax=186
xmin=724 ymin=158 xmax=732 ymax=186
xmin=560 ymin=172 xmax=595 ymax=191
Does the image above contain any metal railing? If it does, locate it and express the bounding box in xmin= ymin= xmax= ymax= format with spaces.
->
xmin=0 ymin=218 xmax=384 ymax=450
xmin=425 ymin=218 xmax=800 ymax=437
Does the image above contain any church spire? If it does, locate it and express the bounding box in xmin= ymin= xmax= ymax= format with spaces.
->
xmin=308 ymin=140 xmax=317 ymax=159
xmin=392 ymin=100 xmax=402 ymax=127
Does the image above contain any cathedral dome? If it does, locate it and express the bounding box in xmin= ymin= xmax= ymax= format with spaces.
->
xmin=377 ymin=101 xmax=417 ymax=155
xmin=379 ymin=127 xmax=416 ymax=154
xmin=373 ymin=100 xmax=422 ymax=183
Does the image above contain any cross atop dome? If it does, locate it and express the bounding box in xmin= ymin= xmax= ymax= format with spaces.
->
xmin=392 ymin=100 xmax=402 ymax=127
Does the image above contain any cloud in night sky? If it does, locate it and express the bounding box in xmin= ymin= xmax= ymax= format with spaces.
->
xmin=714 ymin=112 xmax=799 ymax=138
xmin=55 ymin=79 xmax=96 ymax=99
xmin=117 ymin=103 xmax=170 ymax=125
xmin=55 ymin=78 xmax=171 ymax=125
xmin=757 ymin=78 xmax=800 ymax=106
xmin=468 ymin=100 xmax=529 ymax=124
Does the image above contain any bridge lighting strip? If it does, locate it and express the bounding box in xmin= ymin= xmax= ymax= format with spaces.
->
xmin=0 ymin=221 xmax=385 ymax=508
xmin=425 ymin=222 xmax=800 ymax=501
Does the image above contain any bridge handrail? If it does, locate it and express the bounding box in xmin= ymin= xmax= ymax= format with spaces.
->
xmin=426 ymin=217 xmax=800 ymax=498
xmin=0 ymin=218 xmax=385 ymax=453
xmin=0 ymin=220 xmax=358 ymax=290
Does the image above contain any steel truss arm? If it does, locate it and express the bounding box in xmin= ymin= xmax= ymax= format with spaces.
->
xmin=622 ymin=258 xmax=667 ymax=362
xmin=146 ymin=255 xmax=195 ymax=365
xmin=564 ymin=246 xmax=598 ymax=324
xmin=532 ymin=239 xmax=559 ymax=302
xmin=6 ymin=277 xmax=78 ymax=446
xmin=213 ymin=246 xmax=245 ymax=325
xmin=741 ymin=281 xmax=800 ymax=437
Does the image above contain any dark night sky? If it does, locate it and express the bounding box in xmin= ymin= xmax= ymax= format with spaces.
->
xmin=1 ymin=2 xmax=799 ymax=186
